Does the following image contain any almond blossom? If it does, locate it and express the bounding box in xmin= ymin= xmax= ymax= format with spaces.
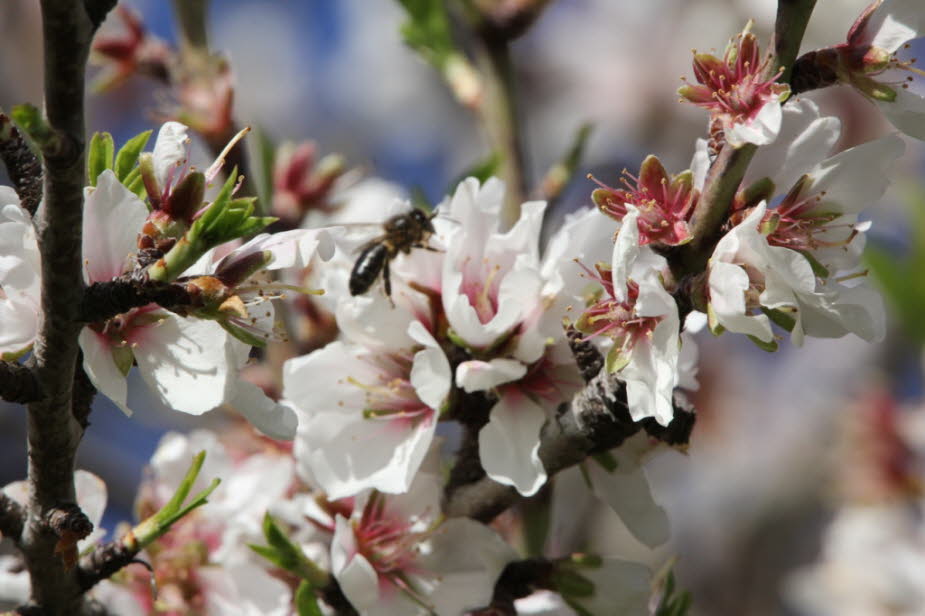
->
xmin=575 ymin=208 xmax=681 ymax=426
xmin=284 ymin=319 xmax=450 ymax=499
xmin=591 ymin=155 xmax=698 ymax=246
xmin=331 ymin=473 xmax=515 ymax=615
xmin=679 ymin=23 xmax=790 ymax=147
xmin=708 ymin=201 xmax=884 ymax=348
xmin=803 ymin=0 xmax=925 ymax=139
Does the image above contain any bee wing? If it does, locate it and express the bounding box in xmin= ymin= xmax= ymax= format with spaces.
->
xmin=327 ymin=222 xmax=388 ymax=254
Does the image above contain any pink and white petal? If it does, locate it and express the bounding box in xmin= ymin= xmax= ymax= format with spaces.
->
xmin=229 ymin=381 xmax=298 ymax=440
xmin=585 ymin=453 xmax=669 ymax=548
xmin=408 ymin=322 xmax=451 ymax=409
xmin=726 ymin=100 xmax=783 ymax=147
xmin=490 ymin=262 xmax=544 ymax=335
xmin=152 ymin=121 xmax=190 ymax=188
xmin=415 ymin=518 xmax=517 ymax=615
xmin=479 ymin=392 xmax=547 ymax=496
xmin=296 ymin=409 xmax=437 ymax=499
xmin=132 ymin=314 xmax=234 ymax=415
xmin=456 ymin=358 xmax=527 ymax=393
xmin=79 ymin=327 xmax=132 ymax=416
xmin=82 ymin=170 xmax=148 ymax=284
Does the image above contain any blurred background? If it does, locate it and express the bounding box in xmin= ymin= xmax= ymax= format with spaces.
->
xmin=2 ymin=1 xmax=925 ymax=614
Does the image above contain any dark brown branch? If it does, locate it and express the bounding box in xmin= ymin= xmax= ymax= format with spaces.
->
xmin=443 ymin=369 xmax=695 ymax=522
xmin=472 ymin=558 xmax=555 ymax=615
xmin=0 ymin=361 xmax=41 ymax=404
xmin=77 ymin=539 xmax=137 ymax=592
xmin=78 ymin=278 xmax=196 ymax=323
xmin=0 ymin=113 xmax=43 ymax=216
xmin=20 ymin=0 xmax=116 ymax=613
xmin=83 ymin=0 xmax=119 ymax=30
xmin=0 ymin=492 xmax=26 ymax=544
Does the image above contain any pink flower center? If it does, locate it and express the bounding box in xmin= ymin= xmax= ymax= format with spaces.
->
xmin=460 ymin=257 xmax=503 ymax=324
xmin=349 ymin=353 xmax=434 ymax=427
xmin=592 ymin=170 xmax=695 ymax=246
xmin=683 ymin=32 xmax=786 ymax=123
xmin=764 ymin=189 xmax=857 ymax=260
xmin=576 ymin=262 xmax=662 ymax=347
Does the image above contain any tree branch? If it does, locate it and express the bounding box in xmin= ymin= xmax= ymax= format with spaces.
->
xmin=0 ymin=361 xmax=40 ymax=404
xmin=0 ymin=492 xmax=26 ymax=544
xmin=443 ymin=369 xmax=695 ymax=521
xmin=0 ymin=113 xmax=43 ymax=216
xmin=18 ymin=1 xmax=115 ymax=613
xmin=78 ymin=278 xmax=197 ymax=323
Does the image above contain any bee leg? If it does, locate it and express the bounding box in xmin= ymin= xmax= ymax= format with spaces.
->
xmin=383 ymin=258 xmax=395 ymax=307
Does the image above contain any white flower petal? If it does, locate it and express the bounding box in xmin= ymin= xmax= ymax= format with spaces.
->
xmin=479 ymin=393 xmax=547 ymax=496
xmin=79 ymin=327 xmax=132 ymax=416
xmin=867 ymin=0 xmax=925 ymax=52
xmin=586 ymin=450 xmax=669 ymax=548
xmin=456 ymin=358 xmax=527 ymax=393
xmin=877 ymin=88 xmax=925 ymax=140
xmin=415 ymin=518 xmax=517 ymax=615
xmin=726 ymin=99 xmax=783 ymax=147
xmin=408 ymin=321 xmax=451 ymax=409
xmin=229 ymin=381 xmax=298 ymax=440
xmin=82 ymin=170 xmax=148 ymax=284
xmin=133 ymin=314 xmax=236 ymax=415
xmin=152 ymin=121 xmax=190 ymax=189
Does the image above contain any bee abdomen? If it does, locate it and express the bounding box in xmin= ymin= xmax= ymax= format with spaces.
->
xmin=349 ymin=243 xmax=389 ymax=296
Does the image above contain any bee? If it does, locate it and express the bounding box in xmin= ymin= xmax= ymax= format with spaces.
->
xmin=349 ymin=208 xmax=438 ymax=298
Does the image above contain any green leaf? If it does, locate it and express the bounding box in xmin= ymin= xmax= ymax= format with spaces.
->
xmin=114 ymin=130 xmax=153 ymax=183
xmin=762 ymin=307 xmax=796 ymax=332
xmin=131 ymin=451 xmax=221 ymax=548
xmin=247 ymin=126 xmax=276 ymax=215
xmin=10 ymin=104 xmax=51 ymax=145
xmin=295 ymin=580 xmax=324 ymax=616
xmin=591 ymin=450 xmax=618 ymax=473
xmin=865 ymin=243 xmax=925 ymax=342
xmin=396 ymin=0 xmax=456 ymax=67
xmin=250 ymin=512 xmax=330 ymax=587
xmin=747 ymin=334 xmax=778 ymax=352
xmin=87 ymin=132 xmax=115 ymax=186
